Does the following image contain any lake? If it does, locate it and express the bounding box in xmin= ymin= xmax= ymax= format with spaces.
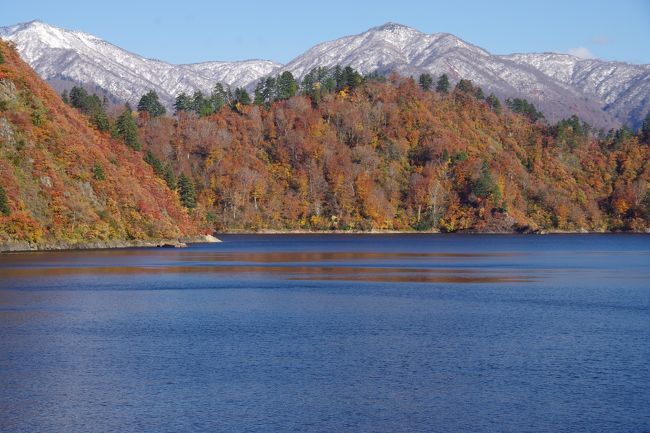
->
xmin=0 ymin=234 xmax=649 ymax=432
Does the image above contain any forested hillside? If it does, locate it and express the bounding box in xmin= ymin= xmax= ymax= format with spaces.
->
xmin=138 ymin=70 xmax=650 ymax=233
xmin=0 ymin=41 xmax=202 ymax=249
xmin=2 ymin=36 xmax=649 ymax=245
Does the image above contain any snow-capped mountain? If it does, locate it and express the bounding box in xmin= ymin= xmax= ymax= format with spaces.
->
xmin=502 ymin=53 xmax=650 ymax=127
xmin=283 ymin=22 xmax=491 ymax=78
xmin=0 ymin=20 xmax=281 ymax=107
xmin=282 ymin=22 xmax=647 ymax=128
xmin=1 ymin=20 xmax=648 ymax=128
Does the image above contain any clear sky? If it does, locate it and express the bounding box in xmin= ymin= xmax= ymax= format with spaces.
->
xmin=1 ymin=0 xmax=649 ymax=65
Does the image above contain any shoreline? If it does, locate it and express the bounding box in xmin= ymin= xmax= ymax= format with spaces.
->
xmin=0 ymin=234 xmax=221 ymax=253
xmin=216 ymin=228 xmax=649 ymax=235
xmin=2 ymin=230 xmax=647 ymax=253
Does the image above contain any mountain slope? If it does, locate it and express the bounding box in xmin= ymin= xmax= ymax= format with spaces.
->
xmin=282 ymin=23 xmax=630 ymax=128
xmin=502 ymin=53 xmax=650 ymax=128
xmin=0 ymin=20 xmax=280 ymax=107
xmin=138 ymin=77 xmax=650 ymax=233
xmin=0 ymin=40 xmax=201 ymax=249
xmin=1 ymin=20 xmax=648 ymax=129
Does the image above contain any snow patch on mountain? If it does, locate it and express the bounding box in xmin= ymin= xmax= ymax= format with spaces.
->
xmin=1 ymin=20 xmax=648 ymax=128
xmin=503 ymin=53 xmax=650 ymax=126
xmin=0 ymin=20 xmax=281 ymax=107
xmin=281 ymin=23 xmax=624 ymax=127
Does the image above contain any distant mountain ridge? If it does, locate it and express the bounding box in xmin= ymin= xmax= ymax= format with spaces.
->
xmin=282 ymin=22 xmax=649 ymax=129
xmin=502 ymin=52 xmax=650 ymax=127
xmin=0 ymin=20 xmax=280 ymax=107
xmin=1 ymin=20 xmax=649 ymax=128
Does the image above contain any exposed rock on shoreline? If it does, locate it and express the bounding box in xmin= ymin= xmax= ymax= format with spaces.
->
xmin=0 ymin=234 xmax=221 ymax=252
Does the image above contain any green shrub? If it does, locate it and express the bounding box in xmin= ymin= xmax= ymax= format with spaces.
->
xmin=92 ymin=163 xmax=105 ymax=181
xmin=0 ymin=185 xmax=10 ymax=215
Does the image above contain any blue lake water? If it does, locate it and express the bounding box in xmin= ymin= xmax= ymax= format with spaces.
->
xmin=0 ymin=234 xmax=649 ymax=432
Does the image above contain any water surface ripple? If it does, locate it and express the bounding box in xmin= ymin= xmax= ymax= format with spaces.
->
xmin=0 ymin=234 xmax=649 ymax=432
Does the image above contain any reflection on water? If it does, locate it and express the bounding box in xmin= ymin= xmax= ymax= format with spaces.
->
xmin=0 ymin=264 xmax=537 ymax=283
xmin=0 ymin=238 xmax=564 ymax=286
xmin=0 ymin=249 xmax=535 ymax=284
xmin=1 ymin=234 xmax=649 ymax=432
xmin=2 ymin=233 xmax=648 ymax=287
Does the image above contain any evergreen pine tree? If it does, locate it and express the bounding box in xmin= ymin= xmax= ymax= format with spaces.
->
xmin=61 ymin=89 xmax=69 ymax=105
xmin=324 ymin=76 xmax=336 ymax=93
xmin=163 ymin=165 xmax=176 ymax=190
xmin=234 ymin=88 xmax=251 ymax=105
xmin=226 ymin=88 xmax=234 ymax=107
xmin=253 ymin=80 xmax=266 ymax=105
xmin=69 ymin=86 xmax=89 ymax=111
xmin=641 ymin=112 xmax=650 ymax=144
xmin=191 ymin=91 xmax=214 ymax=117
xmin=342 ymin=66 xmax=362 ymax=89
xmin=144 ymin=150 xmax=164 ymax=175
xmin=436 ymin=74 xmax=450 ymax=93
xmin=174 ymin=93 xmax=193 ymax=114
xmin=506 ymin=98 xmax=544 ymax=123
xmin=474 ymin=86 xmax=485 ymax=100
xmin=301 ymin=67 xmax=335 ymax=103
xmin=89 ymin=94 xmax=110 ymax=131
xmin=456 ymin=79 xmax=474 ymax=94
xmin=68 ymin=86 xmax=110 ymax=131
xmin=334 ymin=65 xmax=344 ymax=91
xmin=137 ymin=90 xmax=166 ymax=117
xmin=277 ymin=71 xmax=298 ymax=100
xmin=91 ymin=110 xmax=110 ymax=132
xmin=264 ymin=76 xmax=277 ymax=104
xmin=301 ymin=70 xmax=316 ymax=96
xmin=113 ymin=105 xmax=140 ymax=150
xmin=419 ymin=73 xmax=433 ymax=91
xmin=211 ymin=83 xmax=227 ymax=111
xmin=473 ymin=161 xmax=499 ymax=199
xmin=613 ymin=126 xmax=633 ymax=147
xmin=177 ymin=173 xmax=196 ymax=209
xmin=0 ymin=185 xmax=10 ymax=216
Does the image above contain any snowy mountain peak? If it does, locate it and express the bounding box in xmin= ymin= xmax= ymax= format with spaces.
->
xmin=369 ymin=22 xmax=418 ymax=33
xmin=0 ymin=20 xmax=281 ymax=107
xmin=280 ymin=23 xmax=646 ymax=128
xmin=4 ymin=19 xmax=46 ymax=32
xmin=1 ymin=20 xmax=648 ymax=128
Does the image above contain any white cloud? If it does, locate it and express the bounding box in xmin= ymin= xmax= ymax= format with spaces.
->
xmin=591 ymin=36 xmax=610 ymax=45
xmin=567 ymin=46 xmax=595 ymax=59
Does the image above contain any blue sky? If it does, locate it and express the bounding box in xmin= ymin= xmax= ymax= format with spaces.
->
xmin=2 ymin=0 xmax=649 ymax=64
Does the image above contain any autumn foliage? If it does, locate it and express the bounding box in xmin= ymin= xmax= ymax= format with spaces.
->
xmin=2 ymin=36 xmax=649 ymax=242
xmin=140 ymin=75 xmax=650 ymax=233
xmin=0 ymin=41 xmax=201 ymax=246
